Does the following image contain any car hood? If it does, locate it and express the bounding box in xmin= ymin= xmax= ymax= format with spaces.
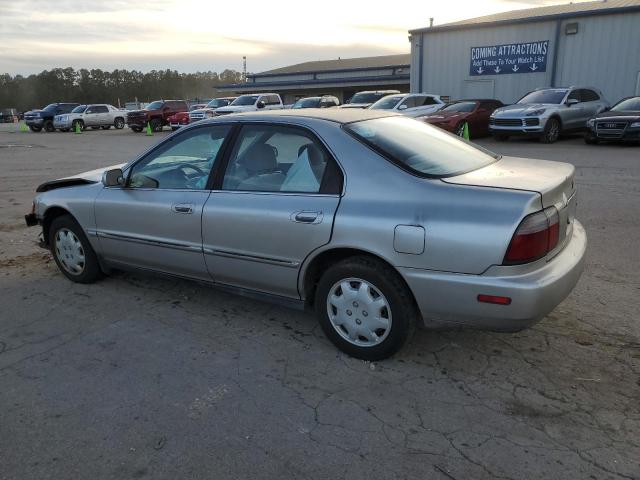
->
xmin=36 ymin=163 xmax=126 ymax=192
xmin=494 ymin=104 xmax=557 ymax=116
xmin=216 ymin=105 xmax=256 ymax=113
xmin=25 ymin=109 xmax=46 ymax=115
xmin=423 ymin=111 xmax=469 ymax=122
xmin=593 ymin=110 xmax=640 ymax=120
xmin=443 ymin=155 xmax=575 ymax=209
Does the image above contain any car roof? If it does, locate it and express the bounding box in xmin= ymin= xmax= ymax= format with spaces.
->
xmin=208 ymin=108 xmax=398 ymax=124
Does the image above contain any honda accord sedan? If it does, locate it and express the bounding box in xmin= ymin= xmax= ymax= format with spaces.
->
xmin=25 ymin=110 xmax=586 ymax=360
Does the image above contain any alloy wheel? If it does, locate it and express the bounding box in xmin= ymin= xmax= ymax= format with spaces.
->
xmin=326 ymin=278 xmax=392 ymax=347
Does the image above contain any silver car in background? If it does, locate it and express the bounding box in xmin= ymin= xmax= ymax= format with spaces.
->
xmin=25 ymin=110 xmax=586 ymax=360
xmin=490 ymin=86 xmax=609 ymax=143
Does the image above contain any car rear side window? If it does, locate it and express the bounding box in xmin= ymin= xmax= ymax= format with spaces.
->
xmin=221 ymin=125 xmax=339 ymax=194
xmin=344 ymin=116 xmax=498 ymax=178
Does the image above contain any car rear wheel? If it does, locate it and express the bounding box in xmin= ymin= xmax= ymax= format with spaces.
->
xmin=44 ymin=120 xmax=55 ymax=132
xmin=49 ymin=215 xmax=103 ymax=284
xmin=541 ymin=117 xmax=561 ymax=143
xmin=131 ymin=126 xmax=143 ymax=133
xmin=315 ymin=256 xmax=417 ymax=360
xmin=114 ymin=118 xmax=125 ymax=129
xmin=150 ymin=118 xmax=163 ymax=132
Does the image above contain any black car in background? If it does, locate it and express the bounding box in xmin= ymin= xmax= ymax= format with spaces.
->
xmin=585 ymin=96 xmax=640 ymax=144
xmin=24 ymin=103 xmax=80 ymax=132
xmin=0 ymin=108 xmax=18 ymax=123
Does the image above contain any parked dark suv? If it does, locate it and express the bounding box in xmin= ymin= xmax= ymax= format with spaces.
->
xmin=126 ymin=100 xmax=188 ymax=133
xmin=585 ymin=96 xmax=640 ymax=144
xmin=24 ymin=103 xmax=80 ymax=132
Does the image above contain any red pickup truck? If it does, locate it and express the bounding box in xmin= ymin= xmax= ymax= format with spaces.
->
xmin=126 ymin=100 xmax=188 ymax=133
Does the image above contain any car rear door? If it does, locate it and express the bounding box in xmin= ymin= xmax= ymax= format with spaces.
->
xmin=94 ymin=124 xmax=232 ymax=280
xmin=202 ymin=122 xmax=343 ymax=298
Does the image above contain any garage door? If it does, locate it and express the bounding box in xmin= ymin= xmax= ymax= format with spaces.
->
xmin=463 ymin=80 xmax=495 ymax=99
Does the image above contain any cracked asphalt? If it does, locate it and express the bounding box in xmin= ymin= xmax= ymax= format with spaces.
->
xmin=0 ymin=124 xmax=638 ymax=480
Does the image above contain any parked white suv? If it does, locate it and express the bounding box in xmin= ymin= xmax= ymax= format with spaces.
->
xmin=54 ymin=104 xmax=126 ymax=131
xmin=369 ymin=93 xmax=446 ymax=117
xmin=215 ymin=94 xmax=284 ymax=115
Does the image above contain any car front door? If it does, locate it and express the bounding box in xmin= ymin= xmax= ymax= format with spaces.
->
xmin=83 ymin=106 xmax=101 ymax=127
xmin=94 ymin=124 xmax=232 ymax=280
xmin=202 ymin=123 xmax=343 ymax=298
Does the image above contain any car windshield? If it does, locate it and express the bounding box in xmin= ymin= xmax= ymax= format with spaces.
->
xmin=231 ymin=95 xmax=259 ymax=106
xmin=345 ymin=116 xmax=498 ymax=177
xmin=349 ymin=92 xmax=387 ymax=104
xmin=206 ymin=99 xmax=229 ymax=108
xmin=43 ymin=104 xmax=58 ymax=111
xmin=145 ymin=101 xmax=164 ymax=110
xmin=369 ymin=96 xmax=404 ymax=110
xmin=518 ymin=89 xmax=567 ymax=105
xmin=72 ymin=105 xmax=87 ymax=113
xmin=292 ymin=98 xmax=320 ymax=109
xmin=442 ymin=102 xmax=477 ymax=113
xmin=611 ymin=97 xmax=640 ymax=112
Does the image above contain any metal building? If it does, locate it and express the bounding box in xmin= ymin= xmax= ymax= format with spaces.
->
xmin=409 ymin=0 xmax=640 ymax=104
xmin=217 ymin=54 xmax=410 ymax=104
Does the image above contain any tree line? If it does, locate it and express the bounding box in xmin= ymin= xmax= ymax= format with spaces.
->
xmin=0 ymin=68 xmax=244 ymax=112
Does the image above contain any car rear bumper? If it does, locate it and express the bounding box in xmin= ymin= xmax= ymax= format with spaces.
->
xmin=400 ymin=220 xmax=586 ymax=331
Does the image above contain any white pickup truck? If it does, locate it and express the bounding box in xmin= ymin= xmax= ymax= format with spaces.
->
xmin=214 ymin=93 xmax=284 ymax=116
xmin=53 ymin=104 xmax=126 ymax=132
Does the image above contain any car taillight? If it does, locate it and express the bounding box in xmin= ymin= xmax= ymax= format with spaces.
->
xmin=504 ymin=206 xmax=560 ymax=264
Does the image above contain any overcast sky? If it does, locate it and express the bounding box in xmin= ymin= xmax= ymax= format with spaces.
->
xmin=0 ymin=0 xmax=572 ymax=75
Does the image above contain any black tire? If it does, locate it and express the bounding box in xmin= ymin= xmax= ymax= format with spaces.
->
xmin=72 ymin=119 xmax=84 ymax=132
xmin=101 ymin=125 xmax=111 ymax=130
xmin=44 ymin=120 xmax=55 ymax=132
xmin=131 ymin=126 xmax=143 ymax=133
xmin=541 ymin=117 xmax=561 ymax=143
xmin=493 ymin=134 xmax=509 ymax=142
xmin=584 ymin=132 xmax=599 ymax=145
xmin=60 ymin=128 xmax=70 ymax=132
xmin=114 ymin=117 xmax=125 ymax=129
xmin=29 ymin=125 xmax=42 ymax=132
xmin=90 ymin=126 xmax=100 ymax=130
xmin=315 ymin=256 xmax=417 ymax=360
xmin=150 ymin=118 xmax=163 ymax=132
xmin=48 ymin=214 xmax=103 ymax=284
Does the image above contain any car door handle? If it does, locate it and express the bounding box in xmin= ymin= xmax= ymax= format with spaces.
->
xmin=172 ymin=203 xmax=194 ymax=214
xmin=291 ymin=210 xmax=322 ymax=224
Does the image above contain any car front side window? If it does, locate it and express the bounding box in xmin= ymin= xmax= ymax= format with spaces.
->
xmin=128 ymin=125 xmax=231 ymax=190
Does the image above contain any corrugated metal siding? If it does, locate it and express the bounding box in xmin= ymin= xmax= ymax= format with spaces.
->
xmin=415 ymin=22 xmax=557 ymax=103
xmin=554 ymin=12 xmax=640 ymax=102
xmin=411 ymin=11 xmax=640 ymax=103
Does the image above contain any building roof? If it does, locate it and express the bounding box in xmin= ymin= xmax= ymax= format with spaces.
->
xmin=410 ymin=0 xmax=640 ymax=34
xmin=252 ymin=54 xmax=410 ymax=77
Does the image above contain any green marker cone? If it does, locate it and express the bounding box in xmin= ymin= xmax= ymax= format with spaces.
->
xmin=75 ymin=122 xmax=82 ymax=134
xmin=20 ymin=122 xmax=29 ymax=133
xmin=463 ymin=122 xmax=470 ymax=140
xmin=146 ymin=122 xmax=153 ymax=136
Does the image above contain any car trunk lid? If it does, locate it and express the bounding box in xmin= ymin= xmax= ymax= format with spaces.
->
xmin=443 ymin=156 xmax=577 ymax=257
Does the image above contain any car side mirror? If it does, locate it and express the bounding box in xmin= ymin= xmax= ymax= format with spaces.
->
xmin=256 ymin=101 xmax=266 ymax=109
xmin=102 ymin=168 xmax=124 ymax=187
xmin=398 ymin=104 xmax=408 ymax=111
xmin=566 ymin=98 xmax=579 ymax=106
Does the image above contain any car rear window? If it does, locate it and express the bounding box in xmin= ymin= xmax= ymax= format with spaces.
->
xmin=344 ymin=116 xmax=498 ymax=178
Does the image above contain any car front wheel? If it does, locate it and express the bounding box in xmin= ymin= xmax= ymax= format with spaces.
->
xmin=541 ymin=117 xmax=561 ymax=143
xmin=49 ymin=215 xmax=103 ymax=284
xmin=150 ymin=118 xmax=163 ymax=132
xmin=315 ymin=256 xmax=417 ymax=360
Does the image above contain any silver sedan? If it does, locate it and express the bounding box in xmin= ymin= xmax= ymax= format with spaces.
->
xmin=25 ymin=109 xmax=586 ymax=360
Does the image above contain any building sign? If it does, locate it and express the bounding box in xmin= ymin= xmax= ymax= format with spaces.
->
xmin=469 ymin=40 xmax=549 ymax=76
